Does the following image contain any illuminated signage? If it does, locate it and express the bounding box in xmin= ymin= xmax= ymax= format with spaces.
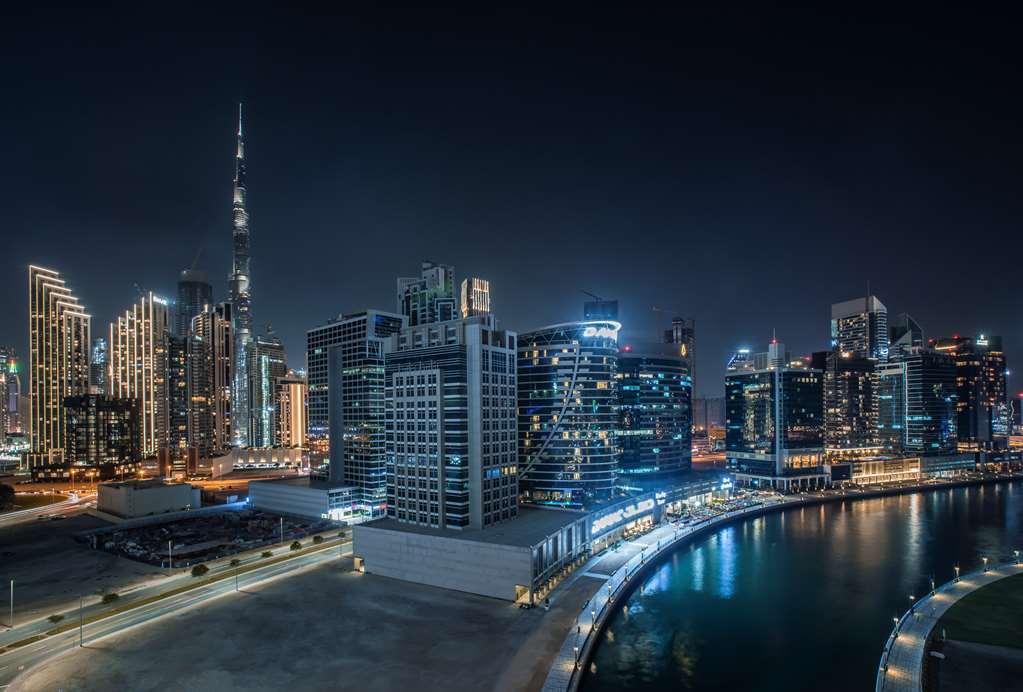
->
xmin=591 ymin=498 xmax=655 ymax=535
xmin=582 ymin=326 xmax=619 ymax=340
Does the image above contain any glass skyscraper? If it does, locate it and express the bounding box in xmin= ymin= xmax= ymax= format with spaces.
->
xmin=830 ymin=295 xmax=889 ymax=361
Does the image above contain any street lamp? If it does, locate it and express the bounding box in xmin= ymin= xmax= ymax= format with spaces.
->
xmin=954 ymin=565 xmax=960 ymax=582
xmin=982 ymin=556 xmax=989 ymax=572
xmin=1015 ymin=550 xmax=1020 ymax=566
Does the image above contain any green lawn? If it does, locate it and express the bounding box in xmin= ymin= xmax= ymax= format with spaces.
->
xmin=938 ymin=571 xmax=1023 ymax=650
xmin=1 ymin=492 xmax=67 ymax=514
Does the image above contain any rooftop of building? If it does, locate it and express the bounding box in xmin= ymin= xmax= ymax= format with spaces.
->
xmin=249 ymin=476 xmax=354 ymax=492
xmin=100 ymin=479 xmax=193 ymax=491
xmin=362 ymin=505 xmax=586 ymax=548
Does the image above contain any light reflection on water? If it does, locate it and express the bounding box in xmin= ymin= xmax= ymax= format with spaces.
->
xmin=582 ymin=481 xmax=1023 ymax=692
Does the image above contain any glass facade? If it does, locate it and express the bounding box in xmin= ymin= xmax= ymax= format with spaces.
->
xmin=823 ymin=353 xmax=878 ymax=457
xmin=830 ymin=295 xmax=889 ymax=361
xmin=900 ymin=349 xmax=958 ymax=454
xmin=64 ymin=394 xmax=140 ymax=474
xmin=616 ymin=343 xmax=692 ymax=489
xmin=517 ymin=321 xmax=620 ymax=509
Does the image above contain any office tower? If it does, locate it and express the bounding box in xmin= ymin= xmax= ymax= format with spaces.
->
xmin=176 ymin=269 xmax=213 ymax=337
xmin=831 ymin=295 xmax=889 ymax=361
xmin=616 ymin=341 xmax=693 ymax=488
xmin=108 ymin=292 xmax=171 ymax=457
xmin=0 ymin=347 xmax=21 ymax=434
xmin=0 ymin=350 xmax=7 ymax=444
xmin=664 ymin=317 xmax=695 ymax=377
xmin=167 ymin=334 xmax=189 ymax=451
xmin=28 ymin=265 xmax=91 ymax=467
xmin=692 ymin=396 xmax=726 ymax=430
xmin=276 ymin=370 xmax=307 ymax=448
xmin=726 ymin=348 xmax=754 ymax=372
xmin=889 ymin=313 xmax=923 ymax=357
xmin=325 ymin=310 xmax=405 ymax=510
xmin=933 ymin=334 xmax=1006 ymax=444
xmin=229 ymin=104 xmax=253 ymax=448
xmin=517 ymin=320 xmax=620 ymax=509
xmin=460 ymin=277 xmax=491 ymax=318
xmin=899 ymin=349 xmax=958 ymax=454
xmin=876 ymin=361 xmax=908 ymax=452
xmin=307 ymin=317 xmax=345 ymax=445
xmin=725 ymin=351 xmax=826 ymax=490
xmin=247 ymin=332 xmax=287 ymax=448
xmin=397 ymin=261 xmax=456 ymax=326
xmin=583 ymin=298 xmax=619 ymax=321
xmin=187 ymin=303 xmax=233 ymax=456
xmin=64 ymin=394 xmax=139 ymax=477
xmin=89 ymin=337 xmax=107 ymax=391
xmin=386 ymin=315 xmax=518 ymax=529
xmin=823 ymin=352 xmax=878 ymax=459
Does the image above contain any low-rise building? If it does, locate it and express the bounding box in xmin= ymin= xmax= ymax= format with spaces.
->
xmin=248 ymin=476 xmax=357 ymax=522
xmin=97 ymin=480 xmax=201 ymax=519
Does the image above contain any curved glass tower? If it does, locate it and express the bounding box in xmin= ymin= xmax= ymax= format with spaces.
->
xmin=517 ymin=321 xmax=620 ymax=509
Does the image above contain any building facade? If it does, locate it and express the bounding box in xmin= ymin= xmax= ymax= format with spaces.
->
xmin=64 ymin=394 xmax=140 ymax=478
xmin=933 ymin=334 xmax=1007 ymax=446
xmin=247 ymin=333 xmax=287 ymax=448
xmin=187 ymin=303 xmax=233 ymax=457
xmin=876 ymin=361 xmax=908 ymax=452
xmin=276 ymin=370 xmax=307 ymax=448
xmin=616 ymin=342 xmax=693 ymax=489
xmin=176 ymin=269 xmax=213 ymax=338
xmin=900 ymin=349 xmax=958 ymax=454
xmin=90 ymin=337 xmax=107 ymax=392
xmin=385 ymin=316 xmax=518 ymax=529
xmin=460 ymin=277 xmax=491 ymax=318
xmin=397 ymin=261 xmax=456 ymax=326
xmin=517 ymin=321 xmax=620 ymax=509
xmin=831 ymin=295 xmax=889 ymax=361
xmin=229 ymin=105 xmax=253 ymax=448
xmin=28 ymin=265 xmax=91 ymax=468
xmin=823 ymin=352 xmax=879 ymax=460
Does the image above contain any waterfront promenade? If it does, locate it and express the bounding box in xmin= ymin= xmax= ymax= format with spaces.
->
xmin=542 ymin=471 xmax=1023 ymax=692
xmin=875 ymin=561 xmax=1023 ymax=692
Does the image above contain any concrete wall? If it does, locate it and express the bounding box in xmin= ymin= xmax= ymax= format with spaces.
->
xmin=354 ymin=524 xmax=533 ymax=601
xmin=97 ymin=483 xmax=200 ymax=519
xmin=249 ymin=480 xmax=328 ymax=520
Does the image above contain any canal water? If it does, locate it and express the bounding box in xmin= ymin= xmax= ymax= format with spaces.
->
xmin=582 ymin=481 xmax=1023 ymax=692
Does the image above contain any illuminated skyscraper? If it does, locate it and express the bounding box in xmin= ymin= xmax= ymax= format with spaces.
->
xmin=229 ymin=104 xmax=253 ymax=447
xmin=28 ymin=265 xmax=91 ymax=468
xmin=397 ymin=261 xmax=456 ymax=326
xmin=823 ymin=352 xmax=879 ymax=460
xmin=247 ymin=332 xmax=287 ymax=448
xmin=932 ymin=334 xmax=1006 ymax=445
xmin=187 ymin=303 xmax=233 ymax=456
xmin=889 ymin=313 xmax=923 ymax=357
xmin=90 ymin=337 xmax=107 ymax=391
xmin=108 ymin=292 xmax=171 ymax=457
xmin=664 ymin=317 xmax=695 ymax=380
xmin=460 ymin=277 xmax=491 ymax=318
xmin=176 ymin=269 xmax=213 ymax=338
xmin=830 ymin=295 xmax=888 ymax=361
xmin=276 ymin=370 xmax=307 ymax=448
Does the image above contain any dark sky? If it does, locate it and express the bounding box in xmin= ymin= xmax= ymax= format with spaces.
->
xmin=2 ymin=6 xmax=1021 ymax=397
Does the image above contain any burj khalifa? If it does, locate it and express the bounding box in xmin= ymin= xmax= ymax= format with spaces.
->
xmin=229 ymin=103 xmax=252 ymax=447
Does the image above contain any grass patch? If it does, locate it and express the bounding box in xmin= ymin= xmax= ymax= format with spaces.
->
xmin=1 ymin=493 xmax=67 ymax=514
xmin=6 ymin=634 xmax=46 ymax=649
xmin=939 ymin=571 xmax=1023 ymax=650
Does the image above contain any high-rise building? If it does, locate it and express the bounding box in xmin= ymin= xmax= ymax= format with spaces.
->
xmin=517 ymin=320 xmax=620 ymax=508
xmin=229 ymin=104 xmax=253 ymax=448
xmin=460 ymin=277 xmax=491 ymax=318
xmin=397 ymin=261 xmax=456 ymax=326
xmin=616 ymin=341 xmax=693 ymax=488
xmin=90 ymin=337 xmax=107 ymax=392
xmin=276 ymin=370 xmax=307 ymax=448
xmin=692 ymin=396 xmax=726 ymax=430
xmin=176 ymin=269 xmax=213 ymax=338
xmin=307 ymin=317 xmax=345 ymax=446
xmin=823 ymin=352 xmax=879 ymax=459
xmin=28 ymin=265 xmax=91 ymax=468
xmin=0 ymin=348 xmax=8 ymax=444
xmin=899 ymin=349 xmax=958 ymax=454
xmin=889 ymin=313 xmax=923 ymax=357
xmin=167 ymin=334 xmax=189 ymax=451
xmin=325 ymin=310 xmax=405 ymax=512
xmin=0 ymin=347 xmax=21 ymax=435
xmin=64 ymin=394 xmax=140 ymax=478
xmin=108 ymin=292 xmax=171 ymax=457
xmin=187 ymin=303 xmax=233 ymax=457
xmin=725 ymin=353 xmax=826 ymax=490
xmin=664 ymin=317 xmax=695 ymax=379
xmin=876 ymin=361 xmax=908 ymax=453
xmin=726 ymin=347 xmax=754 ymax=372
xmin=831 ymin=295 xmax=889 ymax=361
xmin=386 ymin=315 xmax=518 ymax=529
xmin=932 ymin=334 xmax=1006 ymax=445
xmin=247 ymin=332 xmax=287 ymax=448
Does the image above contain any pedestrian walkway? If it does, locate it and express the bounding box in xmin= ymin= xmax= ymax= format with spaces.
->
xmin=876 ymin=562 xmax=1023 ymax=692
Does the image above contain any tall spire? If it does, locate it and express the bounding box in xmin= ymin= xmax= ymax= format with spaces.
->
xmin=229 ymin=103 xmax=252 ymax=448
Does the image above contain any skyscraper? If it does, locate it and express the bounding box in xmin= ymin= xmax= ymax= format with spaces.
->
xmin=247 ymin=332 xmax=287 ymax=448
xmin=517 ymin=320 xmax=620 ymax=508
xmin=397 ymin=261 xmax=456 ymax=326
xmin=386 ymin=315 xmax=518 ymax=529
xmin=187 ymin=303 xmax=233 ymax=457
xmin=664 ymin=317 xmax=695 ymax=381
xmin=932 ymin=334 xmax=1006 ymax=445
xmin=229 ymin=104 xmax=253 ymax=448
xmin=460 ymin=277 xmax=491 ymax=318
xmin=889 ymin=313 xmax=923 ymax=357
xmin=90 ymin=337 xmax=107 ymax=392
xmin=64 ymin=394 xmax=140 ymax=477
xmin=899 ymin=349 xmax=958 ymax=454
xmin=830 ymin=295 xmax=889 ymax=361
xmin=326 ymin=310 xmax=405 ymax=511
xmin=0 ymin=346 xmax=18 ymax=437
xmin=876 ymin=361 xmax=908 ymax=453
xmin=108 ymin=292 xmax=171 ymax=457
xmin=307 ymin=317 xmax=345 ymax=446
xmin=167 ymin=334 xmax=189 ymax=451
xmin=176 ymin=269 xmax=213 ymax=338
xmin=823 ymin=352 xmax=879 ymax=459
xmin=276 ymin=370 xmax=307 ymax=448
xmin=28 ymin=265 xmax=91 ymax=468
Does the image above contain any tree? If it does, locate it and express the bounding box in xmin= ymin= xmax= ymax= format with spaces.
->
xmin=191 ymin=564 xmax=209 ymax=578
xmin=290 ymin=540 xmax=302 ymax=551
xmin=101 ymin=593 xmax=120 ymax=604
xmin=48 ymin=614 xmax=64 ymax=623
xmin=0 ymin=483 xmax=14 ymax=511
xmin=261 ymin=550 xmax=273 ymax=558
xmin=312 ymin=535 xmax=324 ymax=544
xmin=229 ymin=558 xmax=241 ymax=567
xmin=337 ymin=530 xmax=346 ymax=540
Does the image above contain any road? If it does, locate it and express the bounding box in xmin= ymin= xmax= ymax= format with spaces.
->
xmin=0 ymin=539 xmax=348 ymax=688
xmin=0 ymin=494 xmax=94 ymax=530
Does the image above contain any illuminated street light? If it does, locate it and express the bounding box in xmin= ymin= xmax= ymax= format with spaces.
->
xmin=954 ymin=565 xmax=960 ymax=582
xmin=982 ymin=556 xmax=989 ymax=572
xmin=1015 ymin=550 xmax=1020 ymax=566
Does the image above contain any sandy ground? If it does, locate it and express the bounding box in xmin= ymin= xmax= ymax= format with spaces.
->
xmin=0 ymin=514 xmax=165 ymax=622
xmin=12 ymin=560 xmax=601 ymax=692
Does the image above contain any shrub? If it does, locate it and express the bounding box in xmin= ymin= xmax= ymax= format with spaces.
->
xmin=191 ymin=564 xmax=209 ymax=578
xmin=312 ymin=535 xmax=324 ymax=544
xmin=261 ymin=550 xmax=273 ymax=558
xmin=48 ymin=614 xmax=64 ymax=623
xmin=290 ymin=540 xmax=302 ymax=551
xmin=337 ymin=530 xmax=346 ymax=540
xmin=229 ymin=558 xmax=241 ymax=567
xmin=101 ymin=593 xmax=119 ymax=604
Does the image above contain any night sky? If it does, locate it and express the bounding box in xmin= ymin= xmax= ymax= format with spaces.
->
xmin=2 ymin=6 xmax=1020 ymax=397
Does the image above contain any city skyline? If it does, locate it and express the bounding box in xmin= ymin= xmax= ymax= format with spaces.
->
xmin=2 ymin=7 xmax=1021 ymax=399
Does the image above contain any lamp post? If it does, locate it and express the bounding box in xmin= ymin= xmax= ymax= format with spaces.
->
xmin=168 ymin=540 xmax=173 ymax=570
xmin=982 ymin=556 xmax=989 ymax=572
xmin=1015 ymin=550 xmax=1020 ymax=566
xmin=8 ymin=579 xmax=12 ymax=630
xmin=954 ymin=565 xmax=960 ymax=582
